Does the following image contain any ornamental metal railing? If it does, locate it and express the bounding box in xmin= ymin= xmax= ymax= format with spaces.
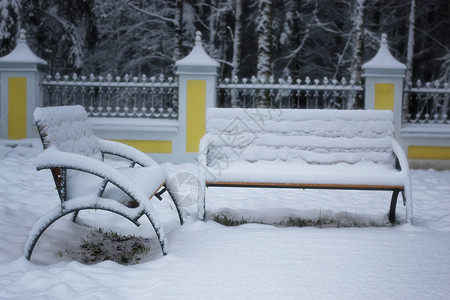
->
xmin=218 ymin=76 xmax=364 ymax=109
xmin=403 ymin=80 xmax=449 ymax=124
xmin=41 ymin=73 xmax=178 ymax=119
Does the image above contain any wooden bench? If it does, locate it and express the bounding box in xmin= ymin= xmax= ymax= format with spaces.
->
xmin=25 ymin=105 xmax=184 ymax=261
xmin=198 ymin=108 xmax=413 ymax=224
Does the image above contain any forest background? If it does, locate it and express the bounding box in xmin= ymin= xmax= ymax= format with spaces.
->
xmin=1 ymin=0 xmax=449 ymax=84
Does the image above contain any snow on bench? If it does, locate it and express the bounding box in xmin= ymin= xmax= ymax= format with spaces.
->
xmin=25 ymin=105 xmax=184 ymax=261
xmin=198 ymin=108 xmax=413 ymax=224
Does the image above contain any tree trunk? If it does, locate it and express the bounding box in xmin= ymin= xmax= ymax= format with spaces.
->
xmin=173 ymin=0 xmax=183 ymax=62
xmin=290 ymin=0 xmax=302 ymax=80
xmin=350 ymin=0 xmax=365 ymax=85
xmin=256 ymin=0 xmax=273 ymax=108
xmin=231 ymin=0 xmax=242 ymax=107
xmin=231 ymin=0 xmax=242 ymax=80
xmin=406 ymin=0 xmax=416 ymax=84
xmin=348 ymin=0 xmax=365 ymax=109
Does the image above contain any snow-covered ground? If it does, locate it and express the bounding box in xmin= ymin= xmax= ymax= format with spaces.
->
xmin=0 ymin=139 xmax=449 ymax=299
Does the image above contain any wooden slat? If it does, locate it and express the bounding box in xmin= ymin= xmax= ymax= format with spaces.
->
xmin=206 ymin=181 xmax=404 ymax=191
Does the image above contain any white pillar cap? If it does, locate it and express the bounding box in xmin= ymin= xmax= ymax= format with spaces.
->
xmin=0 ymin=29 xmax=47 ymax=65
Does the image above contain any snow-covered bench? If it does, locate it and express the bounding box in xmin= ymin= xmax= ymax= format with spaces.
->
xmin=25 ymin=105 xmax=184 ymax=261
xmin=198 ymin=108 xmax=413 ymax=224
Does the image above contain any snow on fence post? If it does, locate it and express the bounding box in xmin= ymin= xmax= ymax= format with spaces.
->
xmin=0 ymin=29 xmax=47 ymax=139
xmin=175 ymin=31 xmax=219 ymax=161
xmin=362 ymin=33 xmax=406 ymax=141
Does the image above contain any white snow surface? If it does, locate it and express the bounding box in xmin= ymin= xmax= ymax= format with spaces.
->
xmin=205 ymin=160 xmax=407 ymax=186
xmin=1 ymin=139 xmax=450 ymax=299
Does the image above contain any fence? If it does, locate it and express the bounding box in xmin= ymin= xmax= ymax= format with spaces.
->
xmin=41 ymin=73 xmax=178 ymax=119
xmin=218 ymin=76 xmax=363 ymax=109
xmin=42 ymin=74 xmax=364 ymax=114
xmin=41 ymin=73 xmax=450 ymax=123
xmin=403 ymin=80 xmax=449 ymax=124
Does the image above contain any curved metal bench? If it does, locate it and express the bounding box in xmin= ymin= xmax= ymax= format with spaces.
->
xmin=25 ymin=105 xmax=184 ymax=261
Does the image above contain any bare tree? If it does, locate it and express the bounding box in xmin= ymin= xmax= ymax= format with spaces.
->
xmin=18 ymin=0 xmax=97 ymax=73
xmin=127 ymin=0 xmax=184 ymax=62
xmin=13 ymin=0 xmax=449 ymax=84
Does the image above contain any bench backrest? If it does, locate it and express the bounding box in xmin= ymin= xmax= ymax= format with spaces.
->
xmin=205 ymin=108 xmax=396 ymax=166
xmin=34 ymin=105 xmax=102 ymax=202
xmin=34 ymin=105 xmax=101 ymax=159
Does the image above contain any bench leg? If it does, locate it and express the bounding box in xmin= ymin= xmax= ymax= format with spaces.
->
xmin=166 ymin=187 xmax=184 ymax=225
xmin=389 ymin=190 xmax=399 ymax=223
xmin=201 ymin=187 xmax=206 ymax=221
xmin=142 ymin=209 xmax=167 ymax=256
xmin=25 ymin=206 xmax=142 ymax=261
xmin=154 ymin=185 xmax=183 ymax=225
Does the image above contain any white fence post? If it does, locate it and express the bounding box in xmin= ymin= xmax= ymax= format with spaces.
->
xmin=175 ymin=31 xmax=219 ymax=162
xmin=362 ymin=33 xmax=406 ymax=140
xmin=0 ymin=29 xmax=47 ymax=139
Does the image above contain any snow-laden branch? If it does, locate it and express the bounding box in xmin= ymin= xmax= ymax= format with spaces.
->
xmin=40 ymin=9 xmax=85 ymax=68
xmin=415 ymin=27 xmax=449 ymax=52
xmin=333 ymin=29 xmax=355 ymax=79
xmin=126 ymin=2 xmax=178 ymax=27
xmin=274 ymin=15 xmax=315 ymax=66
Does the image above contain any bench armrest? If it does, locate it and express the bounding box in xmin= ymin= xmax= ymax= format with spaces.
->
xmin=197 ymin=134 xmax=211 ymax=220
xmin=198 ymin=134 xmax=211 ymax=171
xmin=36 ymin=147 xmax=156 ymax=206
xmin=392 ymin=139 xmax=409 ymax=173
xmin=392 ymin=139 xmax=414 ymax=223
xmin=97 ymin=139 xmax=159 ymax=167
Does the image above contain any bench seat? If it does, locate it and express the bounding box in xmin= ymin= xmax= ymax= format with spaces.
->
xmin=206 ymin=161 xmax=406 ymax=189
xmin=66 ymin=164 xmax=167 ymax=205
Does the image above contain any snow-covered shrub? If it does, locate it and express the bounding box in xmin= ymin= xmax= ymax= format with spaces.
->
xmin=58 ymin=228 xmax=151 ymax=265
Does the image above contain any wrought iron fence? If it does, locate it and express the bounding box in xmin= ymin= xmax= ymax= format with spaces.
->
xmin=403 ymin=80 xmax=449 ymax=124
xmin=218 ymin=76 xmax=364 ymax=109
xmin=41 ymin=73 xmax=178 ymax=119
